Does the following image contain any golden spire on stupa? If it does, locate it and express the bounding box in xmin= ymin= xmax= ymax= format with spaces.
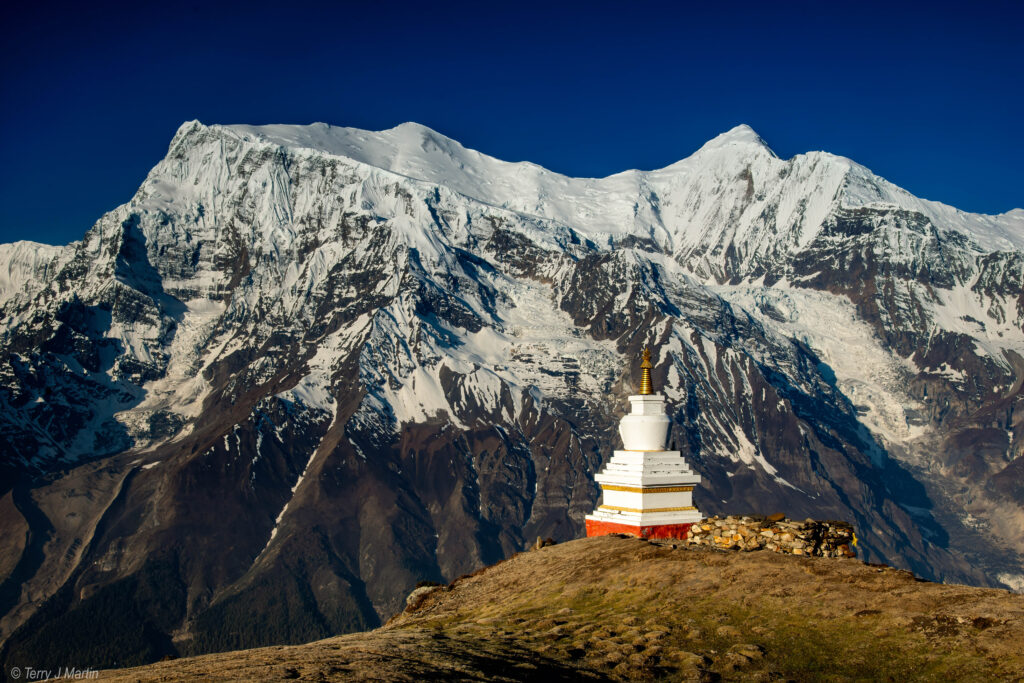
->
xmin=639 ymin=346 xmax=654 ymax=395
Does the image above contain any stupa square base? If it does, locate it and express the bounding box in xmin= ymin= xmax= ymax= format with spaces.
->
xmin=585 ymin=518 xmax=694 ymax=540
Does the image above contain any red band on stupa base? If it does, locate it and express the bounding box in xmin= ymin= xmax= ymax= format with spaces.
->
xmin=585 ymin=519 xmax=693 ymax=540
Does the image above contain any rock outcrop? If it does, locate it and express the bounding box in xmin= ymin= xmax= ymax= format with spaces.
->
xmin=683 ymin=514 xmax=856 ymax=557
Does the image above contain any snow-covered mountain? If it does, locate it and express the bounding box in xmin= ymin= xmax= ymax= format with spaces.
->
xmin=1 ymin=121 xmax=1021 ymax=667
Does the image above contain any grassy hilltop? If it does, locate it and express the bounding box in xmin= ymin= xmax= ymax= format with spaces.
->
xmin=101 ymin=535 xmax=1024 ymax=681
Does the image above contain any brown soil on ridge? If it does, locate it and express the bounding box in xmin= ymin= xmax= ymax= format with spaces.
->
xmin=101 ymin=535 xmax=1024 ymax=681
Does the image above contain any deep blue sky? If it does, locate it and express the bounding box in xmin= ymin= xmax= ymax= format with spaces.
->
xmin=2 ymin=0 xmax=1021 ymax=246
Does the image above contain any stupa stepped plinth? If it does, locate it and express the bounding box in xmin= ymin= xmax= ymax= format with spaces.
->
xmin=585 ymin=347 xmax=703 ymax=540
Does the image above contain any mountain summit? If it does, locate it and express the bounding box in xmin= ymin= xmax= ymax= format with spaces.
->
xmin=0 ymin=120 xmax=1022 ymax=669
xmin=693 ymin=123 xmax=777 ymax=156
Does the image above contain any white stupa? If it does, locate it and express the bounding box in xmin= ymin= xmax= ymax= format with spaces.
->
xmin=585 ymin=347 xmax=703 ymax=540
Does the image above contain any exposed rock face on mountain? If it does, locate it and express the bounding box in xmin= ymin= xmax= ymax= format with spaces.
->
xmin=0 ymin=121 xmax=1021 ymax=668
xmin=97 ymin=535 xmax=1024 ymax=682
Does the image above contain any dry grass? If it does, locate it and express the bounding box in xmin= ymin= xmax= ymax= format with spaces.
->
xmin=100 ymin=535 xmax=1024 ymax=681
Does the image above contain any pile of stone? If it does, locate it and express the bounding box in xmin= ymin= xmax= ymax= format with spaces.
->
xmin=684 ymin=514 xmax=856 ymax=558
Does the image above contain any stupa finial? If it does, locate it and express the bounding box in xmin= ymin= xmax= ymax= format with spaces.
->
xmin=639 ymin=346 xmax=654 ymax=395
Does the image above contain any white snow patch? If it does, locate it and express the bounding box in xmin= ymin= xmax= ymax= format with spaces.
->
xmin=0 ymin=241 xmax=69 ymax=306
xmin=362 ymin=274 xmax=619 ymax=430
xmin=714 ymin=283 xmax=929 ymax=450
xmin=998 ymin=572 xmax=1024 ymax=594
xmin=721 ymin=426 xmax=801 ymax=491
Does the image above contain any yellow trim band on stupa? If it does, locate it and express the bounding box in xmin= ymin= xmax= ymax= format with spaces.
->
xmin=599 ymin=505 xmax=696 ymax=514
xmin=600 ymin=485 xmax=694 ymax=493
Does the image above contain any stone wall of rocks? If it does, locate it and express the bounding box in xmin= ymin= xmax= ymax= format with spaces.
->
xmin=684 ymin=515 xmax=856 ymax=558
